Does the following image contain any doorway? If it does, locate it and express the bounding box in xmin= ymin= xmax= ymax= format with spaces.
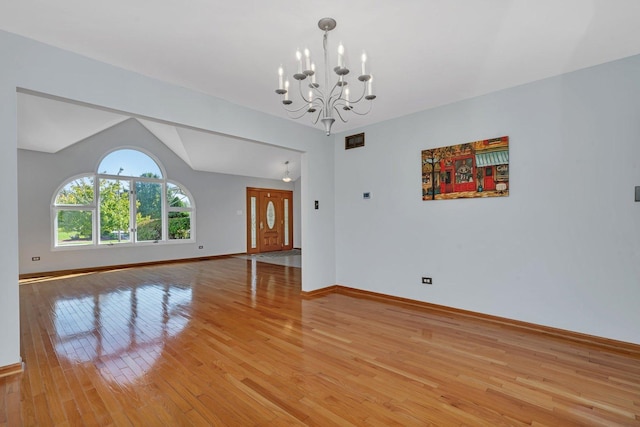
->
xmin=246 ymin=188 xmax=294 ymax=254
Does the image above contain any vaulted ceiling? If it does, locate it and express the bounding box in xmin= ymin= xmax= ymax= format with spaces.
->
xmin=17 ymin=92 xmax=303 ymax=181
xmin=4 ymin=1 xmax=640 ymax=179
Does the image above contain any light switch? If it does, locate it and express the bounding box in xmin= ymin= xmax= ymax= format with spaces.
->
xmin=636 ymin=186 xmax=640 ymax=202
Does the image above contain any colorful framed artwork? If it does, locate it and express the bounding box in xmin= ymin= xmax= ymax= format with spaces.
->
xmin=422 ymin=136 xmax=509 ymax=200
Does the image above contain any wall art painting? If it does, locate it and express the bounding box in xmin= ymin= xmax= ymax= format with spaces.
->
xmin=422 ymin=136 xmax=509 ymax=201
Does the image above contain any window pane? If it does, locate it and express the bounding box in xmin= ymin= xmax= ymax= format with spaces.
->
xmin=56 ymin=210 xmax=93 ymax=246
xmin=167 ymin=183 xmax=191 ymax=208
xmin=98 ymin=149 xmax=163 ymax=178
xmin=136 ymin=181 xmax=163 ymax=242
xmin=55 ymin=176 xmax=94 ymax=205
xmin=99 ymin=179 xmax=131 ymax=244
xmin=168 ymin=211 xmax=191 ymax=240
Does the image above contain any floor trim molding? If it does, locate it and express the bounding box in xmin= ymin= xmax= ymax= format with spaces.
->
xmin=302 ymin=285 xmax=640 ymax=356
xmin=300 ymin=285 xmax=340 ymax=298
xmin=19 ymin=253 xmax=243 ymax=280
xmin=0 ymin=361 xmax=23 ymax=378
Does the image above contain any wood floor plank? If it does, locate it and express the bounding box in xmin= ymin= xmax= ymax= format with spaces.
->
xmin=0 ymin=257 xmax=638 ymax=425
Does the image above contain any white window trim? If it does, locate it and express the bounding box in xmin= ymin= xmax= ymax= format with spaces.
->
xmin=52 ymin=149 xmax=195 ymax=250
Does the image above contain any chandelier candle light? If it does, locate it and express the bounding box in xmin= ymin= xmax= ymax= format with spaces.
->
xmin=275 ymin=17 xmax=376 ymax=136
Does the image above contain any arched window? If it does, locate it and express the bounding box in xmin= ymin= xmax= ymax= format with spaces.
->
xmin=53 ymin=148 xmax=195 ymax=248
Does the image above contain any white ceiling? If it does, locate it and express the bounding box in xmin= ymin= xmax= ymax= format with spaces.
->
xmin=5 ymin=0 xmax=640 ymax=178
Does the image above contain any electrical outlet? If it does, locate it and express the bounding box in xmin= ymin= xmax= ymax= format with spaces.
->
xmin=198 ymin=245 xmax=204 ymax=249
xmin=422 ymin=277 xmax=432 ymax=285
xmin=32 ymin=256 xmax=40 ymax=261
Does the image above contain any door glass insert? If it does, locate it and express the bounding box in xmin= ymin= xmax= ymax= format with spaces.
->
xmin=266 ymin=200 xmax=276 ymax=229
xmin=284 ymin=198 xmax=289 ymax=246
xmin=250 ymin=196 xmax=257 ymax=249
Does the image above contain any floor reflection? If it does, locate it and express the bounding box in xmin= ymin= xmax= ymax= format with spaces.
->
xmin=53 ymin=283 xmax=192 ymax=384
xmin=234 ymin=249 xmax=301 ymax=268
xmin=250 ymin=257 xmax=257 ymax=306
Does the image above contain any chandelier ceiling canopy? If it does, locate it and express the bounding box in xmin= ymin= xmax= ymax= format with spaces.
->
xmin=275 ymin=18 xmax=376 ymax=136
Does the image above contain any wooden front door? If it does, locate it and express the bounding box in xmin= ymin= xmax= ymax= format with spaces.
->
xmin=259 ymin=191 xmax=282 ymax=252
xmin=246 ymin=188 xmax=294 ymax=254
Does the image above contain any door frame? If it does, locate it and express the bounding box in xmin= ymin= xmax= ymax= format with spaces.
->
xmin=246 ymin=187 xmax=294 ymax=254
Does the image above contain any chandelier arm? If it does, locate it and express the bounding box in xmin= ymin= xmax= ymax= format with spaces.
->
xmin=310 ymin=88 xmax=327 ymax=105
xmin=333 ymin=105 xmax=349 ymax=123
xmin=311 ymin=108 xmax=323 ymax=124
xmin=287 ymin=108 xmax=313 ymax=120
xmin=347 ymin=81 xmax=369 ymax=104
xmin=326 ymin=83 xmax=346 ymax=116
xmin=300 ymin=80 xmax=328 ymax=108
xmin=333 ymin=85 xmax=373 ymax=114
xmin=315 ymin=96 xmax=327 ymax=110
xmin=345 ymin=101 xmax=374 ymax=116
xmin=327 ymin=81 xmax=343 ymax=105
xmin=296 ymin=80 xmax=312 ymax=104
xmin=282 ymin=102 xmax=312 ymax=114
xmin=310 ymin=85 xmax=326 ymax=102
xmin=333 ymin=99 xmax=351 ymax=109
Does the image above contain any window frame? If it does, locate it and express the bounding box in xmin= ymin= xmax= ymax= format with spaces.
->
xmin=166 ymin=180 xmax=195 ymax=241
xmin=52 ymin=148 xmax=195 ymax=250
xmin=51 ymin=173 xmax=97 ymax=248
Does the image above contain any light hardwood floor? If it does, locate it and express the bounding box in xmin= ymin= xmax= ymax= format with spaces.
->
xmin=2 ymin=257 xmax=640 ymax=426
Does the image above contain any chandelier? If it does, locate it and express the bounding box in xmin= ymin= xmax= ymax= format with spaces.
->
xmin=275 ymin=17 xmax=376 ymax=136
xmin=282 ymin=161 xmax=292 ymax=182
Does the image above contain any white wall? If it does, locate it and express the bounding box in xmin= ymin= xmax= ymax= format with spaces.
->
xmin=18 ymin=118 xmax=299 ymax=274
xmin=334 ymin=55 xmax=640 ymax=345
xmin=0 ymin=30 xmax=335 ymax=368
